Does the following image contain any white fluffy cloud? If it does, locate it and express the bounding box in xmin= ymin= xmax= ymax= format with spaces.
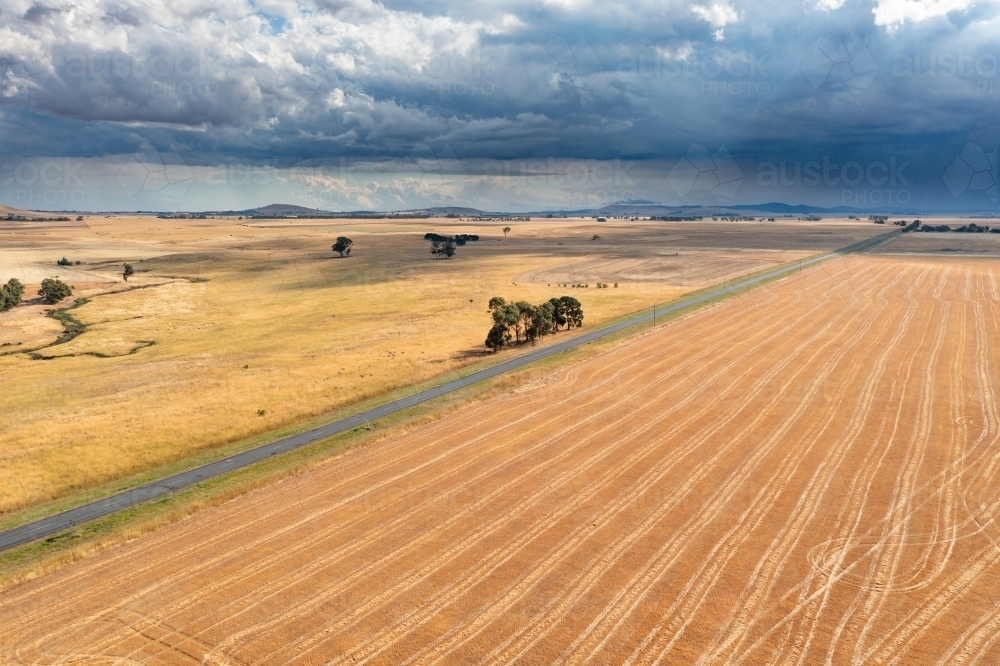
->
xmin=0 ymin=0 xmax=504 ymax=129
xmin=873 ymin=0 xmax=998 ymax=26
xmin=691 ymin=2 xmax=740 ymax=27
xmin=691 ymin=2 xmax=740 ymax=40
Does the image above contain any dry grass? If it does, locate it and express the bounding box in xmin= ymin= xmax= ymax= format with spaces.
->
xmin=3 ymin=255 xmax=1000 ymax=664
xmin=0 ymin=215 xmax=882 ymax=516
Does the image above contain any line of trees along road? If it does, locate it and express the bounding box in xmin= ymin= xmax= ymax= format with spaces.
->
xmin=486 ymin=295 xmax=583 ymax=352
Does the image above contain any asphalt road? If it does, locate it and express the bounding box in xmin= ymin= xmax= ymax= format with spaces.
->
xmin=0 ymin=230 xmax=897 ymax=553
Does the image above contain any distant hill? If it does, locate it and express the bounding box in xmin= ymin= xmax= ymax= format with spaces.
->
xmin=244 ymin=204 xmax=329 ymax=216
xmin=0 ymin=204 xmax=79 ymax=222
xmin=393 ymin=207 xmax=488 ymax=217
xmin=726 ymin=203 xmax=867 ymax=214
xmin=0 ymin=204 xmax=43 ymax=217
xmin=592 ymin=203 xmax=686 ymax=216
xmin=424 ymin=206 xmax=488 ymax=217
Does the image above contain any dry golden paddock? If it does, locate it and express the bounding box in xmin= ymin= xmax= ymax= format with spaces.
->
xmin=2 ymin=253 xmax=1000 ymax=664
xmin=0 ymin=216 xmax=878 ymax=516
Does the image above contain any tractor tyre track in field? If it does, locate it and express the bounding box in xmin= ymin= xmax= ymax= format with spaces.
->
xmin=5 ymin=254 xmax=1000 ymax=665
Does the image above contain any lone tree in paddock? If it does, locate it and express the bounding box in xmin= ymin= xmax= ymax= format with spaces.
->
xmin=332 ymin=236 xmax=354 ymax=257
xmin=38 ymin=278 xmax=72 ymax=304
xmin=123 ymin=263 xmax=134 ymax=282
xmin=430 ymin=240 xmax=456 ymax=259
xmin=0 ymin=278 xmax=25 ymax=312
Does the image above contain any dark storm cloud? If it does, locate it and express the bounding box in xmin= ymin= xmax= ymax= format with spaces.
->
xmin=102 ymin=5 xmax=144 ymax=27
xmin=0 ymin=0 xmax=998 ymax=209
xmin=22 ymin=2 xmax=65 ymax=23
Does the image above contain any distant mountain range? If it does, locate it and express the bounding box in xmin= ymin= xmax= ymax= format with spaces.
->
xmin=557 ymin=202 xmax=922 ymax=217
xmin=8 ymin=201 xmax=987 ymax=218
xmin=232 ymin=204 xmax=486 ymax=218
xmin=226 ymin=202 xmax=886 ymax=218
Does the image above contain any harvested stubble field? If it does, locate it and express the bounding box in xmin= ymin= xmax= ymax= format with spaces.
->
xmin=4 ymin=253 xmax=1000 ymax=664
xmin=871 ymin=220 xmax=1000 ymax=256
xmin=0 ymin=215 xmax=875 ymax=517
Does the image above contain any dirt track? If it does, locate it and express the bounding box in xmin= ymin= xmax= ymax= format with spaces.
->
xmin=4 ymin=254 xmax=1000 ymax=665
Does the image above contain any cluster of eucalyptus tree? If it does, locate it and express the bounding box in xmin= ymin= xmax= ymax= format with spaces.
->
xmin=485 ymin=295 xmax=583 ymax=352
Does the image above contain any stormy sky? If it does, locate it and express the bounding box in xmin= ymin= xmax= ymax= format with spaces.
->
xmin=0 ymin=0 xmax=998 ymax=212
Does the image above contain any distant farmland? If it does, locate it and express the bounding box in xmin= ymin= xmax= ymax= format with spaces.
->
xmin=4 ymin=254 xmax=1000 ymax=664
xmin=0 ymin=215 xmax=858 ymax=516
